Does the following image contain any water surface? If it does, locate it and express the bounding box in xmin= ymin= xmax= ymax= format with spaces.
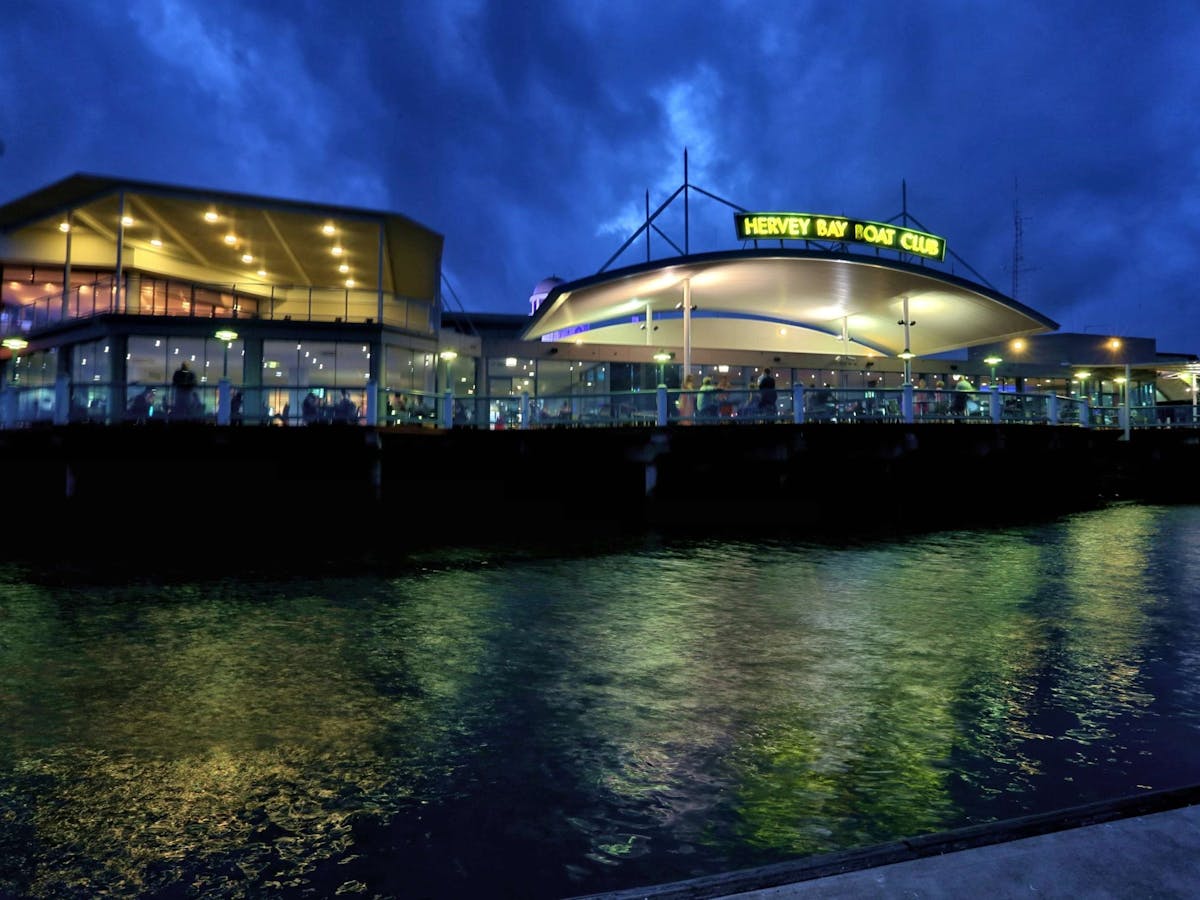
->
xmin=2 ymin=503 xmax=1200 ymax=898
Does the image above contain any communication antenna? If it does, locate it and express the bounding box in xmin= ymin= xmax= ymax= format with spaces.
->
xmin=1012 ymin=177 xmax=1035 ymax=300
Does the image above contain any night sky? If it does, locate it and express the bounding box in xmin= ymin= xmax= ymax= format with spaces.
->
xmin=4 ymin=2 xmax=1199 ymax=351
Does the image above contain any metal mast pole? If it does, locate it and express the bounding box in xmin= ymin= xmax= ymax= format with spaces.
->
xmin=684 ymin=148 xmax=689 ymax=256
xmin=645 ymin=190 xmax=650 ymax=261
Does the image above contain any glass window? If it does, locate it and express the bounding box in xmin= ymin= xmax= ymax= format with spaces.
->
xmin=487 ymin=356 xmax=536 ymax=398
xmin=72 ymin=339 xmax=110 ymax=384
xmin=127 ymin=335 xmax=169 ymax=387
xmin=259 ymin=339 xmax=374 ymax=425
xmin=9 ymin=348 xmax=55 ymax=388
xmin=384 ymin=345 xmax=434 ymax=393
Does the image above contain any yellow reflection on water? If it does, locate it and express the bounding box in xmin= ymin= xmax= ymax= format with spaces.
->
xmin=1 ymin=576 xmax=501 ymax=896
xmin=546 ymin=511 xmax=1173 ymax=862
xmin=0 ymin=506 xmax=1190 ymax=895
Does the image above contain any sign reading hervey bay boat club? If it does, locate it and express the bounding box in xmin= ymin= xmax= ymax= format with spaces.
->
xmin=734 ymin=212 xmax=946 ymax=261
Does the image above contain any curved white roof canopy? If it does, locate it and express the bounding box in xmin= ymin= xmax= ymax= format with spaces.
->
xmin=521 ymin=249 xmax=1058 ymax=358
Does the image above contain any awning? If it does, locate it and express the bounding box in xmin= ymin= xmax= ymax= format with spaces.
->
xmin=522 ymin=249 xmax=1058 ymax=358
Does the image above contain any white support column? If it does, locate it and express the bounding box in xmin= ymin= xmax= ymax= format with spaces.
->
xmin=365 ymin=378 xmax=378 ymax=426
xmin=1123 ymin=362 xmax=1132 ymax=440
xmin=839 ymin=316 xmax=850 ymax=390
xmin=1 ymin=389 xmax=15 ymax=429
xmin=217 ymin=378 xmax=231 ymax=425
xmin=115 ymin=192 xmax=126 ymax=310
xmin=54 ymin=374 xmax=69 ymax=425
xmin=682 ymin=280 xmax=692 ymax=377
xmin=376 ymin=223 xmax=386 ymax=323
xmin=62 ymin=210 xmax=73 ymax=322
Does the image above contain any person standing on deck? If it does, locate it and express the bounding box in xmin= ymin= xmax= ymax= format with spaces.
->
xmin=171 ymin=360 xmax=198 ymax=421
xmin=757 ymin=368 xmax=777 ymax=416
xmin=676 ymin=374 xmax=697 ymax=423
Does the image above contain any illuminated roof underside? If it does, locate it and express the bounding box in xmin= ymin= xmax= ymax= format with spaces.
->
xmin=0 ymin=173 xmax=443 ymax=301
xmin=522 ymin=250 xmax=1058 ymax=357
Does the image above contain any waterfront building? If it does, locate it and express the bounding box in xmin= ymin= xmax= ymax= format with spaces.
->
xmin=0 ymin=173 xmax=1193 ymax=430
xmin=0 ymin=173 xmax=459 ymax=427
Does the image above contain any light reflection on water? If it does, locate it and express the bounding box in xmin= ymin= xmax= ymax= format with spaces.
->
xmin=3 ymin=504 xmax=1200 ymax=898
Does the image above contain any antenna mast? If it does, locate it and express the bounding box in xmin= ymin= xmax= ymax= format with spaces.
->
xmin=1012 ymin=177 xmax=1024 ymax=300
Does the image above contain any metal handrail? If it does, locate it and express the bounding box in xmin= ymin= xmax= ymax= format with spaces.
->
xmin=3 ymin=380 xmax=1196 ymax=431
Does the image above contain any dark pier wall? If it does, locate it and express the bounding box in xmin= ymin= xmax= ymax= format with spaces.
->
xmin=0 ymin=423 xmax=1194 ymax=561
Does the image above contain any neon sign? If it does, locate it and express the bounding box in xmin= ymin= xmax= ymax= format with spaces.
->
xmin=734 ymin=212 xmax=946 ymax=261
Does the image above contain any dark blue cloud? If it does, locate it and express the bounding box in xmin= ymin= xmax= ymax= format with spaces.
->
xmin=2 ymin=1 xmax=1198 ymax=351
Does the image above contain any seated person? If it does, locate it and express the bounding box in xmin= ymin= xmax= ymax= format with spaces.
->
xmin=696 ymin=376 xmax=718 ymax=418
xmin=125 ymin=387 xmax=156 ymax=423
xmin=302 ymin=391 xmax=320 ymax=425
xmin=390 ymin=392 xmax=410 ymax=420
xmin=332 ymin=389 xmax=358 ymax=424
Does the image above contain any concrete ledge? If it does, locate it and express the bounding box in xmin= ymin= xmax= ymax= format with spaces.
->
xmin=575 ymin=784 xmax=1200 ymax=899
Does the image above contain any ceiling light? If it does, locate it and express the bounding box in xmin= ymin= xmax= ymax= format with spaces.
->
xmin=331 ymin=245 xmax=344 ymax=257
xmin=345 ymin=278 xmax=355 ymax=287
xmin=224 ymin=233 xmax=237 ymax=245
xmin=322 ymin=223 xmax=336 ymax=236
xmin=257 ymin=268 xmax=266 ymax=277
xmin=120 ymin=216 xmax=133 ymax=227
xmin=150 ymin=238 xmax=163 ymax=247
xmin=338 ymin=263 xmax=349 ymax=273
xmin=241 ymin=253 xmax=253 ymax=264
xmin=58 ymin=221 xmax=70 ymax=233
xmin=204 ymin=210 xmax=219 ymax=222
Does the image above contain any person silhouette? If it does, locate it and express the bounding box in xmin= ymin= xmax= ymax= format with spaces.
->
xmin=302 ymin=391 xmax=320 ymax=425
xmin=126 ymin=386 xmax=156 ymax=423
xmin=172 ymin=360 xmax=198 ymax=421
xmin=230 ymin=388 xmax=244 ymax=425
xmin=697 ymin=375 xmax=718 ymax=419
xmin=758 ymin=368 xmax=777 ymax=416
xmin=332 ymin=389 xmax=357 ymax=424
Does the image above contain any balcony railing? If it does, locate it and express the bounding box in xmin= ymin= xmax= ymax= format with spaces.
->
xmin=2 ymin=381 xmax=1193 ymax=432
xmin=0 ymin=275 xmax=436 ymax=338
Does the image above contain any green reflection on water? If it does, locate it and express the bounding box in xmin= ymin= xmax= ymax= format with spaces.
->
xmin=0 ymin=574 xmax=506 ymax=896
xmin=533 ymin=510 xmax=1171 ymax=865
xmin=0 ymin=504 xmax=1190 ymax=896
